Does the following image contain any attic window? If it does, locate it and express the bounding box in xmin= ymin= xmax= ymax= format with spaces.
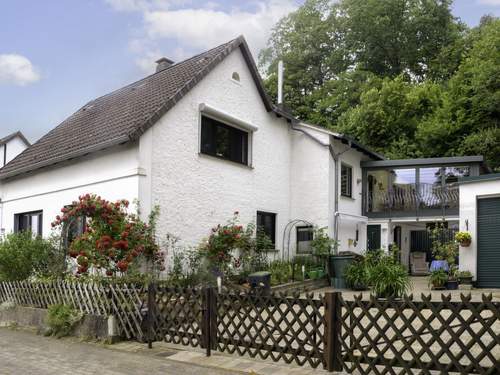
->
xmin=232 ymin=72 xmax=240 ymax=82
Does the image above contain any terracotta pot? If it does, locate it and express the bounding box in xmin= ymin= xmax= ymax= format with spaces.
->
xmin=460 ymin=239 xmax=471 ymax=247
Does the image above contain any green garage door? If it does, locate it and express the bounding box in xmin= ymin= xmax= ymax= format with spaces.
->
xmin=477 ymin=197 xmax=500 ymax=288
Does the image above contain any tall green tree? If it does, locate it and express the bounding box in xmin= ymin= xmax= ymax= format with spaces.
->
xmin=260 ymin=0 xmax=463 ymax=121
xmin=339 ymin=0 xmax=464 ymax=79
xmin=416 ymin=18 xmax=500 ymax=169
xmin=337 ymin=77 xmax=443 ymax=158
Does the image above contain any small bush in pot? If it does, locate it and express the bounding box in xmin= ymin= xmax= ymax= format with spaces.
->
xmin=446 ymin=265 xmax=459 ymax=290
xmin=345 ymin=260 xmax=369 ymax=291
xmin=368 ymin=257 xmax=410 ymax=299
xmin=458 ymin=270 xmax=473 ymax=284
xmin=455 ymin=231 xmax=472 ymax=247
xmin=429 ymin=269 xmax=448 ymax=289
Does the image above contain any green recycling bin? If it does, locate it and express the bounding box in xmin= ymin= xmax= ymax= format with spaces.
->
xmin=329 ymin=252 xmax=357 ymax=289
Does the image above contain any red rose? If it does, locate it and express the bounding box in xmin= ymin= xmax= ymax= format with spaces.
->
xmin=117 ymin=261 xmax=129 ymax=272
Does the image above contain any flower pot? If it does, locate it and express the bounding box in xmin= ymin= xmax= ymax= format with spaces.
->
xmin=459 ymin=239 xmax=471 ymax=247
xmin=352 ymin=283 xmax=368 ymax=291
xmin=446 ymin=280 xmax=459 ymax=290
xmin=459 ymin=276 xmax=473 ymax=285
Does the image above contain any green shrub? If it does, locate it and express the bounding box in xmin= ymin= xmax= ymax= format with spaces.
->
xmin=46 ymin=304 xmax=82 ymax=338
xmin=268 ymin=260 xmax=293 ymax=286
xmin=0 ymin=232 xmax=64 ymax=281
xmin=429 ymin=269 xmax=448 ymax=288
xmin=345 ymin=261 xmax=369 ymax=289
xmin=369 ymin=260 xmax=410 ymax=298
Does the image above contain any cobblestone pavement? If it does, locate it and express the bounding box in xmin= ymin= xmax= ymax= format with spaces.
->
xmin=0 ymin=328 xmax=239 ymax=375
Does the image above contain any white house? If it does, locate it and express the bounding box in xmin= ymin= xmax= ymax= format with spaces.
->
xmin=0 ymin=36 xmax=381 ymax=260
xmin=0 ymin=131 xmax=30 ymax=235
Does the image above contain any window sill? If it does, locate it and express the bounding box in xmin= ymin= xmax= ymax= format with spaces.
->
xmin=198 ymin=152 xmax=254 ymax=169
xmin=341 ymin=195 xmax=355 ymax=201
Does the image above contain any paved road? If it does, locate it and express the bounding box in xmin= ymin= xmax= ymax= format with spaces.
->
xmin=0 ymin=328 xmax=238 ymax=375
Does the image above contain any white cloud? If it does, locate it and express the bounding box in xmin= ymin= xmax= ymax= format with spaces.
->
xmin=477 ymin=0 xmax=500 ymax=5
xmin=0 ymin=54 xmax=40 ymax=86
xmin=106 ymin=0 xmax=298 ymax=73
xmin=143 ymin=0 xmax=297 ymax=58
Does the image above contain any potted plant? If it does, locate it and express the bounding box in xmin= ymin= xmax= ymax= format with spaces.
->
xmin=428 ymin=269 xmax=448 ymax=290
xmin=345 ymin=260 xmax=369 ymax=291
xmin=455 ymin=231 xmax=472 ymax=247
xmin=446 ymin=265 xmax=459 ymax=290
xmin=458 ymin=270 xmax=473 ymax=285
xmin=369 ymin=258 xmax=410 ymax=299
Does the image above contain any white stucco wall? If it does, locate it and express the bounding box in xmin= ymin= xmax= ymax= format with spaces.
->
xmin=459 ymin=179 xmax=500 ymax=279
xmin=0 ymin=144 xmax=141 ymax=236
xmin=336 ymin=142 xmax=369 ymax=254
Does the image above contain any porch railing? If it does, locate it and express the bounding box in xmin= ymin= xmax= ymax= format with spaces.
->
xmin=366 ymin=184 xmax=459 ymax=217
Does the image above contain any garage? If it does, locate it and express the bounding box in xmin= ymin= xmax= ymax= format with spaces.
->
xmin=477 ymin=197 xmax=500 ymax=288
xmin=459 ymin=173 xmax=500 ymax=288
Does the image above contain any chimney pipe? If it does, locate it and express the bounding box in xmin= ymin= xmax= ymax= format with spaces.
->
xmin=155 ymin=57 xmax=174 ymax=72
xmin=277 ymin=60 xmax=284 ymax=105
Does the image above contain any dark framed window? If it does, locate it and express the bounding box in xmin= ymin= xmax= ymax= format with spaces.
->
xmin=341 ymin=164 xmax=353 ymax=197
xmin=257 ymin=211 xmax=276 ymax=246
xmin=296 ymin=226 xmax=314 ymax=254
xmin=200 ymin=115 xmax=249 ymax=165
xmin=63 ymin=214 xmax=87 ymax=248
xmin=14 ymin=211 xmax=43 ymax=236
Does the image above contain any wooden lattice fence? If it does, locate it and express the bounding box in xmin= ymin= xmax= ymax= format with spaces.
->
xmin=338 ymin=293 xmax=500 ymax=375
xmin=1 ymin=280 xmax=499 ymax=374
xmin=0 ymin=280 xmax=146 ymax=340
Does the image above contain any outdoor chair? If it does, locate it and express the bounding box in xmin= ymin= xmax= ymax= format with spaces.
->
xmin=410 ymin=252 xmax=429 ymax=275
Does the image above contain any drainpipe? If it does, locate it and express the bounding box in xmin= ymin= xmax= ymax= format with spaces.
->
xmin=0 ymin=199 xmax=3 ymax=238
xmin=329 ymin=138 xmax=350 ymax=255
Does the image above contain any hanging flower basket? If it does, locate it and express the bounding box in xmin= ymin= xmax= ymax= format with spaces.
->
xmin=455 ymin=231 xmax=472 ymax=247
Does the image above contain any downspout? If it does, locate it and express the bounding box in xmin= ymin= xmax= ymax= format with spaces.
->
xmin=0 ymin=199 xmax=3 ymax=238
xmin=329 ymin=138 xmax=351 ymax=255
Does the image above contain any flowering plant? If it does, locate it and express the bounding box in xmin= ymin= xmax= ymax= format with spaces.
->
xmin=198 ymin=212 xmax=258 ymax=278
xmin=52 ymin=194 xmax=164 ymax=277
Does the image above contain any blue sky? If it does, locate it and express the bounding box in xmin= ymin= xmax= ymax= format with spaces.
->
xmin=0 ymin=0 xmax=499 ymax=142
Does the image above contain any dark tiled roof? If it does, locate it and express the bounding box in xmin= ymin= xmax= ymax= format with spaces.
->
xmin=0 ymin=36 xmax=272 ymax=179
xmin=0 ymin=131 xmax=30 ymax=146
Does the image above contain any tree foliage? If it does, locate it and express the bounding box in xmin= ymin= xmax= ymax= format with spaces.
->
xmin=260 ymin=0 xmax=500 ymax=170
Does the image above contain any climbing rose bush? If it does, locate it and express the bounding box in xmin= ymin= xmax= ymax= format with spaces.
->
xmin=52 ymin=194 xmax=164 ymax=276
xmin=198 ymin=212 xmax=259 ymax=278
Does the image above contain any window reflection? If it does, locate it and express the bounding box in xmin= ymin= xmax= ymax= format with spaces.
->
xmin=391 ymin=169 xmax=417 ymax=211
xmin=419 ymin=167 xmax=442 ymax=210
xmin=367 ymin=170 xmax=390 ymax=213
xmin=443 ymin=166 xmax=470 ymax=209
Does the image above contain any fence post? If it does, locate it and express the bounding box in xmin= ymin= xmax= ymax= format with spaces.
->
xmin=202 ymin=287 xmax=214 ymax=356
xmin=324 ymin=291 xmax=342 ymax=372
xmin=147 ymin=282 xmax=156 ymax=349
xmin=209 ymin=287 xmax=217 ymax=351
